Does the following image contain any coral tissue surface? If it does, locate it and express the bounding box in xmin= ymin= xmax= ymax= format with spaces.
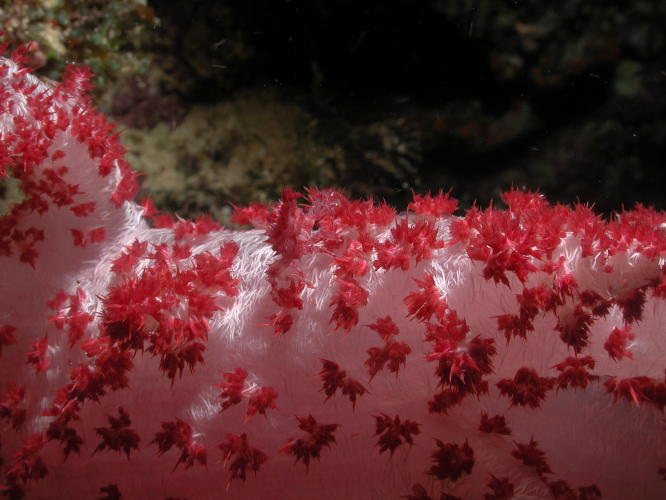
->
xmin=1 ymin=50 xmax=666 ymax=499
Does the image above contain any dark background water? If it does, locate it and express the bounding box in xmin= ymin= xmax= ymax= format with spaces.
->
xmin=147 ymin=0 xmax=666 ymax=214
xmin=3 ymin=0 xmax=666 ymax=216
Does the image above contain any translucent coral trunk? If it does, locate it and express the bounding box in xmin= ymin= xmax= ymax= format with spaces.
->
xmin=1 ymin=52 xmax=666 ymax=500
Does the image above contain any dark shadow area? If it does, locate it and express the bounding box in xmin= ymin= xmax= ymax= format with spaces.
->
xmin=141 ymin=0 xmax=666 ymax=215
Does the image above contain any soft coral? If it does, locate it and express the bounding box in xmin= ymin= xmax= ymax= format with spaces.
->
xmin=1 ymin=51 xmax=666 ymax=500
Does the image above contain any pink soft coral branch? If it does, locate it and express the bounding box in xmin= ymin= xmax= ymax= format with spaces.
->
xmin=1 ymin=53 xmax=666 ymax=500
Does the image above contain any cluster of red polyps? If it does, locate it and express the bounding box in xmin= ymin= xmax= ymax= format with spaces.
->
xmin=1 ymin=46 xmax=666 ymax=500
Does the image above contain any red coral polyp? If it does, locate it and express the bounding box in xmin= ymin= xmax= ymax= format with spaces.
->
xmin=2 ymin=50 xmax=666 ymax=500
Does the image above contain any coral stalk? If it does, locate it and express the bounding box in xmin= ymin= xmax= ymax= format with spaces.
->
xmin=1 ymin=52 xmax=666 ymax=499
